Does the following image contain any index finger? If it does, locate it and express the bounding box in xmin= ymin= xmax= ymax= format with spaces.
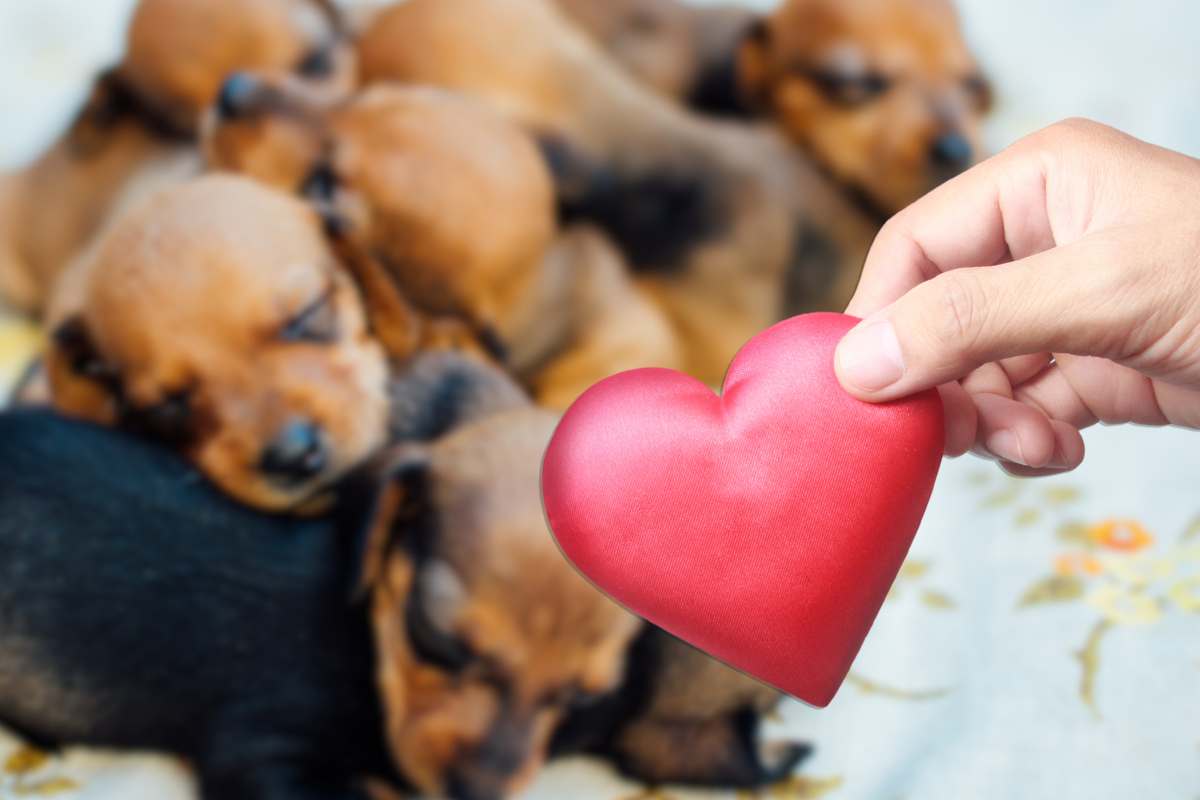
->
xmin=845 ymin=133 xmax=1056 ymax=318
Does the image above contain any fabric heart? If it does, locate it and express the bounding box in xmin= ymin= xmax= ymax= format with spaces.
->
xmin=541 ymin=313 xmax=943 ymax=706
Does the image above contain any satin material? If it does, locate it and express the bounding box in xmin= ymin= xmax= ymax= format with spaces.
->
xmin=541 ymin=313 xmax=943 ymax=706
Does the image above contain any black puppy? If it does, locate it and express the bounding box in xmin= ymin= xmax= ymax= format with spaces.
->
xmin=0 ymin=409 xmax=395 ymax=800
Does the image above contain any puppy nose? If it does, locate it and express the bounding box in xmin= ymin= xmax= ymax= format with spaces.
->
xmin=260 ymin=419 xmax=329 ymax=484
xmin=216 ymin=72 xmax=262 ymax=120
xmin=929 ymin=131 xmax=973 ymax=173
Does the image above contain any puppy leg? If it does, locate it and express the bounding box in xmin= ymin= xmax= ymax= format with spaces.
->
xmin=610 ymin=709 xmax=811 ymax=788
xmin=199 ymin=764 xmax=373 ymax=800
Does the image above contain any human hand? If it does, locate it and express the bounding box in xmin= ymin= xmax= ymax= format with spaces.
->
xmin=834 ymin=118 xmax=1200 ymax=476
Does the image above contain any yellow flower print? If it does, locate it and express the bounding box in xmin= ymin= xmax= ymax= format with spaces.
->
xmin=1085 ymin=584 xmax=1162 ymax=625
xmin=1054 ymin=552 xmax=1103 ymax=577
xmin=1087 ymin=519 xmax=1154 ymax=552
xmin=1168 ymin=577 xmax=1200 ymax=612
xmin=1100 ymin=552 xmax=1174 ymax=587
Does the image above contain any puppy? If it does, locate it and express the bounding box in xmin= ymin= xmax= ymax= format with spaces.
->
xmin=555 ymin=627 xmax=812 ymax=788
xmin=736 ymin=0 xmax=992 ymax=216
xmin=348 ymin=353 xmax=643 ymax=799
xmin=0 ymin=0 xmax=349 ymax=317
xmin=204 ymin=78 xmax=682 ymax=407
xmin=356 ymin=0 xmax=797 ymax=385
xmin=46 ymin=174 xmax=390 ymax=513
xmin=0 ymin=408 xmax=398 ymax=800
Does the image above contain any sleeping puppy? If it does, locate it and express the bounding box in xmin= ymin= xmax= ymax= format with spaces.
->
xmin=735 ymin=0 xmax=992 ymax=216
xmin=204 ymin=78 xmax=682 ymax=407
xmin=347 ymin=353 xmax=643 ymax=799
xmin=355 ymin=0 xmax=796 ymax=385
xmin=0 ymin=0 xmax=350 ymax=317
xmin=0 ymin=408 xmax=397 ymax=800
xmin=555 ymin=627 xmax=811 ymax=788
xmin=46 ymin=174 xmax=390 ymax=513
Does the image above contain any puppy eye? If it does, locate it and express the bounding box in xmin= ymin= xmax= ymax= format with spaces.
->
xmin=281 ymin=289 xmax=339 ymax=344
xmin=405 ymin=591 xmax=473 ymax=673
xmin=808 ymin=70 xmax=891 ymax=106
xmin=296 ymin=47 xmax=335 ymax=78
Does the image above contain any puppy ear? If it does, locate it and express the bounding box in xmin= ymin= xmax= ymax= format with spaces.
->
xmin=338 ymin=443 xmax=432 ymax=598
xmin=44 ymin=315 xmax=119 ymax=424
xmin=736 ymin=18 xmax=773 ymax=110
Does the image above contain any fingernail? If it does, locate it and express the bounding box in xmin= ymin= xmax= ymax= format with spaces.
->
xmin=836 ymin=319 xmax=905 ymax=392
xmin=987 ymin=430 xmax=1028 ymax=466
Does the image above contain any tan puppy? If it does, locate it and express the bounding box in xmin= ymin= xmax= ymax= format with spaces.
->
xmin=356 ymin=0 xmax=796 ymax=385
xmin=204 ymin=79 xmax=682 ymax=407
xmin=739 ymin=0 xmax=991 ymax=215
xmin=0 ymin=0 xmax=349 ymax=318
xmin=47 ymin=175 xmax=390 ymax=513
xmin=350 ymin=354 xmax=642 ymax=799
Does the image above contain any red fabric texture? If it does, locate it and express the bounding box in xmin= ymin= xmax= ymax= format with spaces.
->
xmin=541 ymin=313 xmax=943 ymax=706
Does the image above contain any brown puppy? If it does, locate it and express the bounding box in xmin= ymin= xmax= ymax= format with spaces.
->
xmin=738 ymin=0 xmax=991 ymax=216
xmin=204 ymin=79 xmax=682 ymax=407
xmin=356 ymin=0 xmax=796 ymax=385
xmin=0 ymin=0 xmax=349 ymax=318
xmin=47 ymin=174 xmax=390 ymax=513
xmin=351 ymin=354 xmax=642 ymax=799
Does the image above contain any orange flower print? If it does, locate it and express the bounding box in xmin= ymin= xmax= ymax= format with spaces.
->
xmin=1086 ymin=519 xmax=1154 ymax=552
xmin=1054 ymin=553 xmax=1103 ymax=577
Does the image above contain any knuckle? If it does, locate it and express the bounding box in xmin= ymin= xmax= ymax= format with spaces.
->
xmin=925 ymin=271 xmax=987 ymax=353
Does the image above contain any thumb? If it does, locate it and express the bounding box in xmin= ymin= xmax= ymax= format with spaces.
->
xmin=834 ymin=248 xmax=1121 ymax=401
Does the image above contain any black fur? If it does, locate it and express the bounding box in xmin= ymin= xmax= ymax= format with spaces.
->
xmin=551 ymin=626 xmax=812 ymax=789
xmin=387 ymin=352 xmax=526 ymax=443
xmin=688 ymin=52 xmax=753 ymax=118
xmin=538 ymin=137 xmax=728 ymax=274
xmin=0 ymin=410 xmax=398 ymax=800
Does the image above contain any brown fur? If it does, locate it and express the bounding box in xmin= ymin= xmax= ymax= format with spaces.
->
xmin=356 ymin=0 xmax=795 ymax=385
xmin=355 ymin=361 xmax=641 ymax=798
xmin=46 ymin=175 xmax=390 ymax=513
xmin=553 ymin=0 xmax=701 ymax=98
xmin=0 ymin=0 xmax=347 ymax=318
xmin=204 ymin=80 xmax=682 ymax=407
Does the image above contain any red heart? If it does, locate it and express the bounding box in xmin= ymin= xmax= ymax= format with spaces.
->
xmin=541 ymin=313 xmax=943 ymax=706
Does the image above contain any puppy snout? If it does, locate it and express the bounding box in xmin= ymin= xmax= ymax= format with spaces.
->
xmin=216 ymin=72 xmax=264 ymax=120
xmin=259 ymin=419 xmax=329 ymax=484
xmin=929 ymin=131 xmax=973 ymax=174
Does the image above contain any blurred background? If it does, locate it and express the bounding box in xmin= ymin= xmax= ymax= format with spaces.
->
xmin=0 ymin=2 xmax=1197 ymax=799
xmin=3 ymin=0 xmax=1199 ymax=170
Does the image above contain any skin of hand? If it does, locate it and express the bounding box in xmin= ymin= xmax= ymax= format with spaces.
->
xmin=834 ymin=118 xmax=1200 ymax=477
